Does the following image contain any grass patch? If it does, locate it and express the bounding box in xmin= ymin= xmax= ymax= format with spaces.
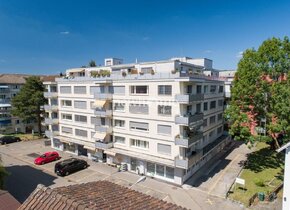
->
xmin=228 ymin=142 xmax=284 ymax=206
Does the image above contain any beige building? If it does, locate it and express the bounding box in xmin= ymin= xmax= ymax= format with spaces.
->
xmin=44 ymin=57 xmax=230 ymax=185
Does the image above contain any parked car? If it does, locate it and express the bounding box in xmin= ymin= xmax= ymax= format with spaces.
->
xmin=0 ymin=136 xmax=21 ymax=145
xmin=34 ymin=151 xmax=60 ymax=165
xmin=54 ymin=158 xmax=88 ymax=176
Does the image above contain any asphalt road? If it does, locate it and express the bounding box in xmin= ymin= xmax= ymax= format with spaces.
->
xmin=1 ymin=152 xmax=71 ymax=203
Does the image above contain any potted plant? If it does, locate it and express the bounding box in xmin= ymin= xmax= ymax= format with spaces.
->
xmin=139 ymin=71 xmax=144 ymax=75
xmin=122 ymin=71 xmax=127 ymax=77
xmin=151 ymin=69 xmax=155 ymax=75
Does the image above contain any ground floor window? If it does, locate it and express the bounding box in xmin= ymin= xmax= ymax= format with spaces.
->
xmin=131 ymin=158 xmax=137 ymax=171
xmin=146 ymin=162 xmax=174 ymax=180
xmin=53 ymin=138 xmax=62 ymax=149
xmin=64 ymin=143 xmax=75 ymax=152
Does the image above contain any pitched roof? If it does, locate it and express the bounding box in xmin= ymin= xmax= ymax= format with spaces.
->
xmin=19 ymin=181 xmax=186 ymax=210
xmin=0 ymin=74 xmax=30 ymax=84
xmin=0 ymin=190 xmax=20 ymax=210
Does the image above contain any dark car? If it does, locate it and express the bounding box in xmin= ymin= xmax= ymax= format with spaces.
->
xmin=0 ymin=136 xmax=21 ymax=145
xmin=54 ymin=158 xmax=88 ymax=176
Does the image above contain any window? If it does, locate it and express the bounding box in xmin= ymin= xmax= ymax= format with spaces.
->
xmin=114 ymin=119 xmax=125 ymax=127
xmin=147 ymin=162 xmax=155 ymax=174
xmin=166 ymin=167 xmax=174 ymax=179
xmin=158 ymin=85 xmax=172 ymax=95
xmin=74 ymin=86 xmax=86 ymax=94
xmin=217 ymin=126 xmax=223 ymax=134
xmin=114 ymin=103 xmax=125 ymax=111
xmin=209 ymin=116 xmax=216 ymax=124
xmin=130 ymin=85 xmax=148 ymax=94
xmin=203 ymin=102 xmax=208 ymax=111
xmin=209 ymin=130 xmax=214 ymax=138
xmin=61 ymin=100 xmax=72 ymax=107
xmin=219 ymin=86 xmax=224 ymax=93
xmin=203 ymin=85 xmax=208 ymax=93
xmin=60 ymin=86 xmax=71 ymax=94
xmin=210 ymin=101 xmax=216 ymax=109
xmin=218 ymin=113 xmax=223 ymax=121
xmin=130 ymin=121 xmax=149 ymax=131
xmin=114 ymin=136 xmax=125 ymax=144
xmin=61 ymin=113 xmax=72 ymax=120
xmin=146 ymin=163 xmax=174 ymax=179
xmin=156 ymin=165 xmax=165 ymax=176
xmin=158 ymin=105 xmax=172 ymax=115
xmin=129 ymin=104 xmax=149 ymax=114
xmin=196 ymin=103 xmax=201 ymax=113
xmin=75 ymin=115 xmax=87 ymax=123
xmin=203 ymin=119 xmax=208 ymax=127
xmin=140 ymin=67 xmax=153 ymax=74
xmin=62 ymin=126 xmax=72 ymax=134
xmin=74 ymin=101 xmax=87 ymax=109
xmin=187 ymin=85 xmax=193 ymax=94
xmin=157 ymin=125 xmax=171 ymax=135
xmin=196 ymin=85 xmax=202 ymax=94
xmin=112 ymin=86 xmax=125 ymax=95
xmin=75 ymin=129 xmax=87 ymax=137
xmin=15 ymin=120 xmax=20 ymax=124
xmin=218 ymin=99 xmax=223 ymax=107
xmin=130 ymin=139 xmax=149 ymax=149
xmin=90 ymin=86 xmax=101 ymax=95
xmin=157 ymin=143 xmax=171 ymax=155
xmin=210 ymin=85 xmax=216 ymax=93
xmin=91 ymin=117 xmax=97 ymax=124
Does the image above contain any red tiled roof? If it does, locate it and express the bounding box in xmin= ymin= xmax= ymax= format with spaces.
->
xmin=19 ymin=181 xmax=186 ymax=210
xmin=0 ymin=190 xmax=21 ymax=210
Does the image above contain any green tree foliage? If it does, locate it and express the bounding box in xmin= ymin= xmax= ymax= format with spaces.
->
xmin=89 ymin=60 xmax=96 ymax=67
xmin=0 ymin=156 xmax=8 ymax=189
xmin=11 ymin=76 xmax=46 ymax=136
xmin=226 ymin=37 xmax=290 ymax=148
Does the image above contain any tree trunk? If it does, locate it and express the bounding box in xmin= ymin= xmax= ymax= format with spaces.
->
xmin=37 ymin=109 xmax=42 ymax=137
xmin=273 ymin=137 xmax=280 ymax=149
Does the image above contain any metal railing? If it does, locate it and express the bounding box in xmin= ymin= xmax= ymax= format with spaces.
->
xmin=94 ymin=109 xmax=112 ymax=117
xmin=175 ymin=94 xmax=204 ymax=103
xmin=44 ymin=92 xmax=58 ymax=98
xmin=175 ymin=113 xmax=204 ymax=125
xmin=175 ymin=132 xmax=203 ymax=147
xmin=95 ymin=125 xmax=112 ymax=133
xmin=95 ymin=141 xmax=113 ymax=150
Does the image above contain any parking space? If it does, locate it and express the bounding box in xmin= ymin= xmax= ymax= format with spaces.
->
xmin=0 ymin=139 xmax=245 ymax=210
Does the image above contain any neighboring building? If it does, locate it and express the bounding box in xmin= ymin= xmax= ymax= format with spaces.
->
xmin=218 ymin=70 xmax=236 ymax=99
xmin=0 ymin=74 xmax=39 ymax=134
xmin=44 ymin=57 xmax=231 ymax=185
xmin=0 ymin=190 xmax=20 ymax=210
xmin=19 ymin=181 xmax=185 ymax=210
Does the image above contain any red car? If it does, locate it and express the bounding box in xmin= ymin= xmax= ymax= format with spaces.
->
xmin=34 ymin=151 xmax=60 ymax=165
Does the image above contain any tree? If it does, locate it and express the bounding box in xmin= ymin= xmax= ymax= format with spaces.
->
xmin=89 ymin=60 xmax=96 ymax=67
xmin=0 ymin=155 xmax=8 ymax=189
xmin=11 ymin=76 xmax=47 ymax=136
xmin=226 ymin=37 xmax=290 ymax=148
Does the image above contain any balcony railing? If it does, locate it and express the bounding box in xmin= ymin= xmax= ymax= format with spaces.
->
xmin=95 ymin=141 xmax=113 ymax=150
xmin=175 ymin=132 xmax=203 ymax=147
xmin=175 ymin=94 xmax=204 ymax=103
xmin=175 ymin=152 xmax=202 ymax=169
xmin=93 ymin=93 xmax=112 ymax=100
xmin=45 ymin=130 xmax=59 ymax=138
xmin=95 ymin=125 xmax=112 ymax=133
xmin=44 ymin=92 xmax=58 ymax=98
xmin=175 ymin=113 xmax=203 ymax=126
xmin=94 ymin=109 xmax=112 ymax=117
xmin=44 ymin=118 xmax=59 ymax=125
xmin=44 ymin=105 xmax=58 ymax=111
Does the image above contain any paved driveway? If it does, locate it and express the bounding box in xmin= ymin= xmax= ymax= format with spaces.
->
xmin=0 ymin=139 xmax=246 ymax=210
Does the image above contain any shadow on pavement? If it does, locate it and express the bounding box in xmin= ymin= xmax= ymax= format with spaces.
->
xmin=4 ymin=165 xmax=57 ymax=203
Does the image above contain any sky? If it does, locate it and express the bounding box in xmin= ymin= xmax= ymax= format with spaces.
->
xmin=0 ymin=0 xmax=289 ymax=75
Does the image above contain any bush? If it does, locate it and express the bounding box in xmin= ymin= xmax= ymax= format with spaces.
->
xmin=255 ymin=179 xmax=265 ymax=187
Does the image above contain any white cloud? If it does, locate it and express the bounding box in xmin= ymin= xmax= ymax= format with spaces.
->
xmin=60 ymin=31 xmax=70 ymax=35
xmin=236 ymin=51 xmax=243 ymax=58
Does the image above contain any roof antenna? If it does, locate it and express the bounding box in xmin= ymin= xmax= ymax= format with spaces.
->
xmin=135 ymin=58 xmax=138 ymax=63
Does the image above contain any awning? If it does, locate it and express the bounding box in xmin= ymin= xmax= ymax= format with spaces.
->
xmin=93 ymin=132 xmax=106 ymax=140
xmin=104 ymin=150 xmax=116 ymax=156
xmin=93 ymin=100 xmax=106 ymax=108
xmin=68 ymin=68 xmax=85 ymax=73
xmin=84 ymin=146 xmax=96 ymax=151
xmin=0 ymin=86 xmax=8 ymax=88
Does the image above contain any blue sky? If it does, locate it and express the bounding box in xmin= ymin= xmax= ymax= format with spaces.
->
xmin=0 ymin=0 xmax=289 ymax=75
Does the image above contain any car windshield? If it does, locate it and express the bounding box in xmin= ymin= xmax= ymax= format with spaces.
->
xmin=40 ymin=154 xmax=46 ymax=158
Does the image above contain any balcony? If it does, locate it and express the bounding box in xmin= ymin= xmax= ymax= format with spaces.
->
xmin=44 ymin=92 xmax=58 ymax=98
xmin=94 ymin=93 xmax=112 ymax=100
xmin=175 ymin=152 xmax=202 ymax=169
xmin=175 ymin=94 xmax=204 ymax=103
xmin=95 ymin=125 xmax=112 ymax=133
xmin=175 ymin=113 xmax=203 ymax=126
xmin=44 ymin=118 xmax=59 ymax=125
xmin=204 ymin=92 xmax=224 ymax=99
xmin=94 ymin=109 xmax=112 ymax=117
xmin=45 ymin=130 xmax=59 ymax=138
xmin=175 ymin=132 xmax=203 ymax=147
xmin=44 ymin=105 xmax=58 ymax=111
xmin=95 ymin=141 xmax=113 ymax=150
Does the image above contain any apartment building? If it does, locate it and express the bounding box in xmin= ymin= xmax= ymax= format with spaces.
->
xmin=0 ymin=74 xmax=39 ymax=134
xmin=44 ymin=57 xmax=230 ymax=185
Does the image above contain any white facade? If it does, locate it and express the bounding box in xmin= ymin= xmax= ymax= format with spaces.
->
xmin=44 ymin=57 xmax=230 ymax=185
